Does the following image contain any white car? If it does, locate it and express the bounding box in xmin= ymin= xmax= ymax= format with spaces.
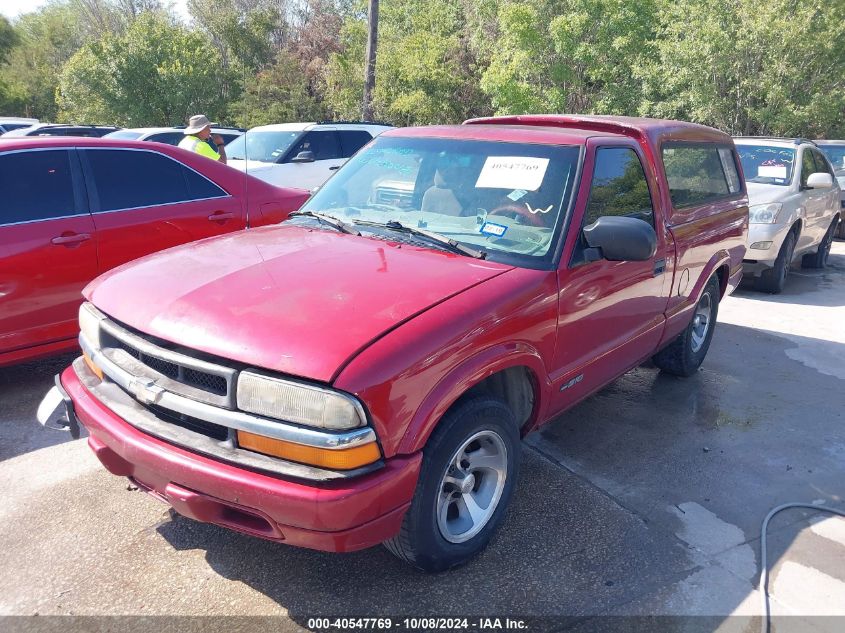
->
xmin=815 ymin=140 xmax=845 ymax=238
xmin=226 ymin=122 xmax=393 ymax=191
xmin=103 ymin=126 xmax=244 ymax=147
xmin=0 ymin=117 xmax=39 ymax=134
xmin=735 ymin=137 xmax=841 ymax=293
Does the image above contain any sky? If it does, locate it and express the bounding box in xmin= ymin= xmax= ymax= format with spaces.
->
xmin=0 ymin=0 xmax=191 ymax=22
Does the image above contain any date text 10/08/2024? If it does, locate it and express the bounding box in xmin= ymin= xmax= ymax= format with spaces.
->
xmin=306 ymin=618 xmax=529 ymax=630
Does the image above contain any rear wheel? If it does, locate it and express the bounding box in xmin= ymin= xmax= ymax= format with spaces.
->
xmin=802 ymin=217 xmax=838 ymax=269
xmin=652 ymin=276 xmax=720 ymax=377
xmin=756 ymin=231 xmax=795 ymax=294
xmin=383 ymin=397 xmax=520 ymax=572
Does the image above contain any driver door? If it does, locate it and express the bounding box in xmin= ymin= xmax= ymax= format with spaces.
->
xmin=549 ymin=141 xmax=672 ymax=414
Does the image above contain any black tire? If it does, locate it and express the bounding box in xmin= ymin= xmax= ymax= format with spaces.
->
xmin=837 ymin=215 xmax=845 ymax=240
xmin=756 ymin=231 xmax=795 ymax=294
xmin=652 ymin=276 xmax=720 ymax=377
xmin=802 ymin=217 xmax=838 ymax=269
xmin=383 ymin=397 xmax=520 ymax=572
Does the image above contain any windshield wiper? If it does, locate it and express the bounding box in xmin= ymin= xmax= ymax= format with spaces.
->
xmin=288 ymin=211 xmax=360 ymax=235
xmin=359 ymin=219 xmax=486 ymax=259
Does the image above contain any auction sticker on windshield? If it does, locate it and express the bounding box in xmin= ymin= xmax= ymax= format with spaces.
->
xmin=475 ymin=157 xmax=549 ymax=191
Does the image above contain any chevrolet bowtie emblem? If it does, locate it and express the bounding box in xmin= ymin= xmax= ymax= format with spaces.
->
xmin=128 ymin=377 xmax=164 ymax=405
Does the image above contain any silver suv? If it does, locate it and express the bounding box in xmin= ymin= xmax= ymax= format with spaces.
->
xmin=735 ymin=138 xmax=841 ymax=293
xmin=815 ymin=140 xmax=845 ymax=239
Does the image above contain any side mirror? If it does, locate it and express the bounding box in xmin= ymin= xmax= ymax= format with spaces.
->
xmin=806 ymin=172 xmax=833 ymax=189
xmin=291 ymin=150 xmax=316 ymax=163
xmin=583 ymin=216 xmax=657 ymax=262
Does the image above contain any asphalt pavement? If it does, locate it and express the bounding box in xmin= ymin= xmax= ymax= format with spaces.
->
xmin=1 ymin=243 xmax=844 ymax=632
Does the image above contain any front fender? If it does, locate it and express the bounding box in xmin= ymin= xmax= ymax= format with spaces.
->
xmin=333 ymin=268 xmax=559 ymax=458
xmin=396 ymin=343 xmax=552 ymax=455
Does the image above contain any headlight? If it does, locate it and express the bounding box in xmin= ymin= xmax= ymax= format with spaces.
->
xmin=237 ymin=371 xmax=366 ymax=430
xmin=748 ymin=203 xmax=782 ymax=224
xmin=79 ymin=302 xmax=105 ymax=349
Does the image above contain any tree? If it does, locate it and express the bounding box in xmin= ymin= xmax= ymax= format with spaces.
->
xmin=229 ymin=51 xmax=328 ymax=126
xmin=0 ymin=16 xmax=22 ymax=113
xmin=639 ymin=0 xmax=845 ymax=137
xmin=58 ymin=12 xmax=229 ymax=125
xmin=324 ymin=0 xmax=491 ymax=125
xmin=480 ymin=0 xmax=657 ymax=116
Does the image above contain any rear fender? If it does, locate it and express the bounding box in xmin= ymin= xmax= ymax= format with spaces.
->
xmin=660 ymin=250 xmax=731 ymax=347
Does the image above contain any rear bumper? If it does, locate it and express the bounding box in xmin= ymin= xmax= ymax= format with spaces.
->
xmin=61 ymin=364 xmax=421 ymax=552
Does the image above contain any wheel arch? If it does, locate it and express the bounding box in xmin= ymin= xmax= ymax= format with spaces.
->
xmin=396 ymin=345 xmax=551 ymax=455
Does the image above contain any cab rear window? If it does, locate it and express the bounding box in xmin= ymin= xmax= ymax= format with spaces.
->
xmin=662 ymin=143 xmax=742 ymax=207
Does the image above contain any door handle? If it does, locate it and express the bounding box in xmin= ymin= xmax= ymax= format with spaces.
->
xmin=329 ymin=165 xmax=341 ymax=171
xmin=208 ymin=212 xmax=234 ymax=221
xmin=51 ymin=233 xmax=91 ymax=246
xmin=653 ymin=258 xmax=666 ymax=276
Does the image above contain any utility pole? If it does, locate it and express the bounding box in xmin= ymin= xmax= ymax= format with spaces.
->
xmin=362 ymin=0 xmax=379 ymax=122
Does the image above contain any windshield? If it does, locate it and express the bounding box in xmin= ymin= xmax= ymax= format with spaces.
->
xmin=226 ymin=130 xmax=301 ymax=162
xmin=297 ymin=135 xmax=581 ymax=267
xmin=819 ymin=145 xmax=845 ymax=172
xmin=737 ymin=145 xmax=796 ymax=186
xmin=104 ymin=130 xmax=143 ymax=140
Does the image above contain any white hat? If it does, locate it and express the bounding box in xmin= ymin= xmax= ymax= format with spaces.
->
xmin=184 ymin=114 xmax=211 ymax=135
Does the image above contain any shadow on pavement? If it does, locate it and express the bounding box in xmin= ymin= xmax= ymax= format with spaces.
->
xmin=736 ymin=248 xmax=845 ymax=307
xmin=0 ymin=352 xmax=84 ymax=462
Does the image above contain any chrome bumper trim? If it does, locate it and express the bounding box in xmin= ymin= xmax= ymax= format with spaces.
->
xmin=72 ymin=357 xmax=381 ymax=481
xmin=80 ymin=335 xmax=376 ymax=450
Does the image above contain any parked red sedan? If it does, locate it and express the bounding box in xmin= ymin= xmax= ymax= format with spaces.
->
xmin=0 ymin=137 xmax=309 ymax=367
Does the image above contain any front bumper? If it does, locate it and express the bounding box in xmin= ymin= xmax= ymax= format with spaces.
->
xmin=741 ymin=222 xmax=792 ymax=275
xmin=61 ymin=362 xmax=422 ymax=552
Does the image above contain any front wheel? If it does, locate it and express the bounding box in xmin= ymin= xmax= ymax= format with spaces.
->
xmin=802 ymin=217 xmax=838 ymax=269
xmin=756 ymin=231 xmax=795 ymax=294
xmin=383 ymin=397 xmax=520 ymax=572
xmin=652 ymin=276 xmax=720 ymax=377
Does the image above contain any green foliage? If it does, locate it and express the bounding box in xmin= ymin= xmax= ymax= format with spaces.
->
xmin=324 ymin=0 xmax=492 ymax=125
xmin=57 ymin=12 xmax=229 ymax=126
xmin=481 ymin=0 xmax=657 ymax=116
xmin=2 ymin=4 xmax=89 ymax=120
xmin=187 ymin=0 xmax=281 ymax=73
xmin=0 ymin=16 xmax=18 ymax=64
xmin=640 ymin=0 xmax=845 ymax=137
xmin=2 ymin=0 xmax=844 ymax=138
xmin=229 ymin=51 xmax=329 ymax=127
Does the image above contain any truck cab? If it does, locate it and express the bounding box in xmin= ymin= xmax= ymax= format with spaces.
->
xmin=47 ymin=115 xmax=747 ymax=572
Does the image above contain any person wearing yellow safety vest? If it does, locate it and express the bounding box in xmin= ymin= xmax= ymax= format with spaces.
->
xmin=178 ymin=114 xmax=227 ymax=164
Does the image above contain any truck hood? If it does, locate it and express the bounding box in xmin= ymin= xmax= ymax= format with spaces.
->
xmin=746 ymin=181 xmax=793 ymax=205
xmin=85 ymin=225 xmax=511 ymax=382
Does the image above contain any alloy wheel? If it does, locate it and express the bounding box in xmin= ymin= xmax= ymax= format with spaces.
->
xmin=435 ymin=430 xmax=508 ymax=544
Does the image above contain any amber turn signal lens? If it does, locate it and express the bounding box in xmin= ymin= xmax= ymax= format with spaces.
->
xmin=237 ymin=431 xmax=381 ymax=470
xmin=83 ymin=351 xmax=104 ymax=380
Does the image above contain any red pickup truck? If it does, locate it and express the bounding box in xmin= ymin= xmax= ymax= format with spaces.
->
xmin=43 ymin=115 xmax=748 ymax=572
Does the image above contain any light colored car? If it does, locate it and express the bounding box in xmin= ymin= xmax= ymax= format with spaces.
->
xmin=735 ymin=137 xmax=841 ymax=293
xmin=2 ymin=123 xmax=120 ymax=137
xmin=103 ymin=126 xmax=244 ymax=148
xmin=0 ymin=117 xmax=39 ymax=134
xmin=815 ymin=140 xmax=845 ymax=238
xmin=226 ymin=122 xmax=393 ymax=191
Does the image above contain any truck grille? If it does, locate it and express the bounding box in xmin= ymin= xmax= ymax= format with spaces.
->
xmin=99 ymin=317 xmax=236 ymax=409
xmin=111 ymin=339 xmax=228 ymax=397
